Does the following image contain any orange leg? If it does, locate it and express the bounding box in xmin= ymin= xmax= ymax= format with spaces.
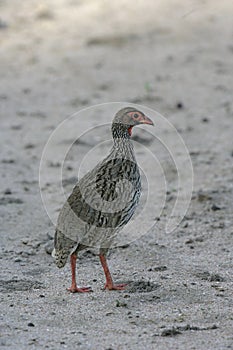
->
xmin=99 ymin=254 xmax=127 ymax=290
xmin=67 ymin=254 xmax=92 ymax=293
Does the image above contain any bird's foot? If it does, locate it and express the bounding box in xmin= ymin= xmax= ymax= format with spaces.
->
xmin=67 ymin=285 xmax=93 ymax=293
xmin=104 ymin=283 xmax=127 ymax=291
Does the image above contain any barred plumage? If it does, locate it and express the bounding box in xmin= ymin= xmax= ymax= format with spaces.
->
xmin=53 ymin=107 xmax=154 ymax=292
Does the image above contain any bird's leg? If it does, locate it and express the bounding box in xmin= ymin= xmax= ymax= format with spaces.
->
xmin=99 ymin=254 xmax=127 ymax=290
xmin=67 ymin=253 xmax=92 ymax=293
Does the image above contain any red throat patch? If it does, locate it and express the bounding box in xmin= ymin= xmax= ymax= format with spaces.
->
xmin=128 ymin=126 xmax=133 ymax=136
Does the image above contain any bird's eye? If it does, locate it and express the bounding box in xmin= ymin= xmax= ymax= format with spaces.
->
xmin=134 ymin=113 xmax=139 ymax=119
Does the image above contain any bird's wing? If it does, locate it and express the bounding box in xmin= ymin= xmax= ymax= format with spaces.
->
xmin=55 ymin=152 xmax=141 ymax=255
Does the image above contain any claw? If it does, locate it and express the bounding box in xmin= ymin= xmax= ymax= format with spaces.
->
xmin=67 ymin=286 xmax=93 ymax=293
xmin=104 ymin=283 xmax=127 ymax=291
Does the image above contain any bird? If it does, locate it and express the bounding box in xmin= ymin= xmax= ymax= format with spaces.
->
xmin=52 ymin=107 xmax=154 ymax=292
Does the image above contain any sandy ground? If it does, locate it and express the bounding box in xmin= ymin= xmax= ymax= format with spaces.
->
xmin=1 ymin=0 xmax=233 ymax=349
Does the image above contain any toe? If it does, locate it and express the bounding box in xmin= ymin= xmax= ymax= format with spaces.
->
xmin=104 ymin=283 xmax=127 ymax=291
xmin=67 ymin=286 xmax=93 ymax=293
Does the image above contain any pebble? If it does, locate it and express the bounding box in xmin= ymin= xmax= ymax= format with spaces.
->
xmin=11 ymin=124 xmax=22 ymax=130
xmin=116 ymin=300 xmax=127 ymax=307
xmin=0 ymin=197 xmax=23 ymax=205
xmin=148 ymin=266 xmax=167 ymax=272
xmin=211 ymin=204 xmax=221 ymax=211
xmin=2 ymin=159 xmax=15 ymax=164
xmin=27 ymin=322 xmax=35 ymax=327
xmin=161 ymin=327 xmax=181 ymax=336
xmin=176 ymin=102 xmax=184 ymax=109
xmin=24 ymin=143 xmax=36 ymax=149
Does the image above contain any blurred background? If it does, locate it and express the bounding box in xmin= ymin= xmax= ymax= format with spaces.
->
xmin=1 ymin=0 xmax=232 ymax=169
xmin=1 ymin=0 xmax=233 ymax=193
xmin=1 ymin=0 xmax=232 ymax=122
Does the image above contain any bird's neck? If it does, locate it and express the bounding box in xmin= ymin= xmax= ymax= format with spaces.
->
xmin=111 ymin=124 xmax=135 ymax=159
xmin=111 ymin=123 xmax=131 ymax=140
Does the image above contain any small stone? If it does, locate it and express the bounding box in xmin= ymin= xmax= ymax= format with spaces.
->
xmin=2 ymin=159 xmax=15 ymax=164
xmin=116 ymin=300 xmax=127 ymax=307
xmin=211 ymin=324 xmax=218 ymax=329
xmin=148 ymin=265 xmax=167 ymax=272
xmin=105 ymin=312 xmax=114 ymax=316
xmin=28 ymin=339 xmax=37 ymax=345
xmin=123 ymin=294 xmax=130 ymax=298
xmin=11 ymin=125 xmax=22 ymax=130
xmin=211 ymin=204 xmax=221 ymax=211
xmin=27 ymin=322 xmax=35 ymax=327
xmin=185 ymin=239 xmax=194 ymax=244
xmin=22 ymin=239 xmax=29 ymax=245
xmin=22 ymin=88 xmax=31 ymax=94
xmin=161 ymin=327 xmax=181 ymax=336
xmin=24 ymin=143 xmax=35 ymax=149
xmin=4 ymin=188 xmax=12 ymax=195
xmin=176 ymin=102 xmax=183 ymax=109
xmin=197 ymin=191 xmax=212 ymax=202
xmin=0 ymin=197 xmax=23 ymax=205
xmin=209 ymin=274 xmax=225 ymax=282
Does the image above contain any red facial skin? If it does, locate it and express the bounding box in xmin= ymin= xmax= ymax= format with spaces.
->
xmin=127 ymin=111 xmax=154 ymax=136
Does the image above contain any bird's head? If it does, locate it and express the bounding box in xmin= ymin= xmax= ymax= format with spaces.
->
xmin=112 ymin=107 xmax=154 ymax=138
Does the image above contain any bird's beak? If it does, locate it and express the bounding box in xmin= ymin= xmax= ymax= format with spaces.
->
xmin=141 ymin=115 xmax=154 ymax=126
